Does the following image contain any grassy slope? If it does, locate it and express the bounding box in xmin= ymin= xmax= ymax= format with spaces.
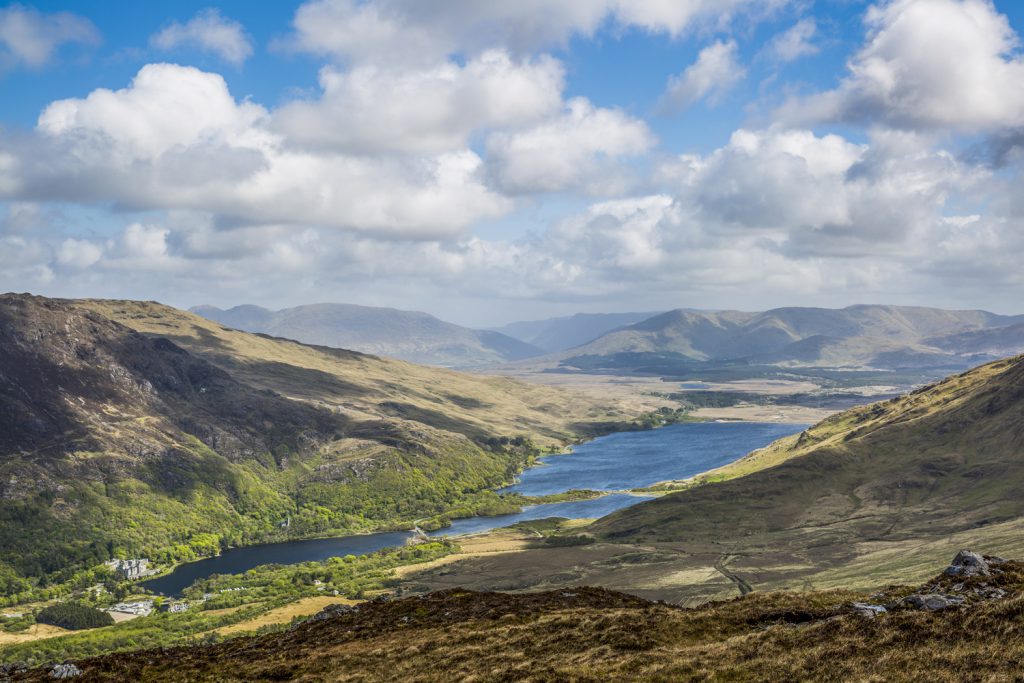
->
xmin=400 ymin=355 xmax=1024 ymax=603
xmin=83 ymin=299 xmax=621 ymax=446
xmin=17 ymin=558 xmax=1024 ymax=682
xmin=580 ymin=354 xmax=1024 ymax=586
xmin=0 ymin=296 xmax=630 ymax=593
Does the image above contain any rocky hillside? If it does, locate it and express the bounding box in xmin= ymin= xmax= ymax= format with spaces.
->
xmin=10 ymin=552 xmax=1024 ymax=682
xmin=552 ymin=304 xmax=1024 ymax=372
xmin=0 ymin=294 xmax=628 ymax=590
xmin=191 ymin=303 xmax=542 ymax=368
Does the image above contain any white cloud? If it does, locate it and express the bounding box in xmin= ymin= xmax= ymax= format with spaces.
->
xmin=0 ymin=5 xmax=98 ymax=69
xmin=56 ymin=238 xmax=102 ymax=268
xmin=38 ymin=63 xmax=268 ymax=161
xmin=782 ymin=0 xmax=1024 ymax=132
xmin=151 ymin=9 xmax=253 ymax=66
xmin=765 ymin=18 xmax=818 ymax=62
xmin=273 ymin=51 xmax=564 ymax=154
xmin=9 ymin=63 xmax=509 ymax=238
xmin=486 ymin=98 xmax=654 ymax=194
xmin=284 ymin=0 xmax=795 ymax=65
xmin=661 ymin=41 xmax=746 ymax=112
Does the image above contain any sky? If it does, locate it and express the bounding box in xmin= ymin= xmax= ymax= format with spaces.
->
xmin=2 ymin=0 xmax=1024 ymax=327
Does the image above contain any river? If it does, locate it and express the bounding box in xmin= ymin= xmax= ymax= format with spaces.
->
xmin=141 ymin=421 xmax=803 ymax=596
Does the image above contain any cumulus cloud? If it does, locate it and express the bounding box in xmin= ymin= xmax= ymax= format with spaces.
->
xmin=661 ymin=41 xmax=746 ymax=112
xmin=765 ymin=18 xmax=818 ymax=62
xmin=150 ymin=8 xmax=253 ymax=66
xmin=782 ymin=0 xmax=1024 ymax=132
xmin=485 ymin=98 xmax=654 ymax=194
xmin=6 ymin=63 xmax=509 ymax=238
xmin=38 ymin=63 xmax=268 ymax=160
xmin=273 ymin=51 xmax=564 ymax=154
xmin=0 ymin=4 xmax=98 ymax=69
xmin=283 ymin=0 xmax=794 ymax=65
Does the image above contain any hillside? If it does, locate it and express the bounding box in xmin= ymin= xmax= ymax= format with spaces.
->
xmin=493 ymin=311 xmax=661 ymax=353
xmin=0 ymin=294 xmax=629 ymax=593
xmin=403 ymin=353 xmax=1024 ymax=604
xmin=191 ymin=303 xmax=541 ymax=368
xmin=551 ymin=304 xmax=1024 ymax=373
xmin=12 ymin=555 xmax=1024 ymax=681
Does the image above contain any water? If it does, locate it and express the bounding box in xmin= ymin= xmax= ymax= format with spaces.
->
xmin=429 ymin=494 xmax=651 ymax=537
xmin=141 ymin=531 xmax=415 ymax=596
xmin=141 ymin=421 xmax=803 ymax=596
xmin=502 ymin=422 xmax=803 ymax=497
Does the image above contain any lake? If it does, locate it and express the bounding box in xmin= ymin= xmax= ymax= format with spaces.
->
xmin=142 ymin=421 xmax=803 ymax=596
xmin=501 ymin=422 xmax=803 ymax=496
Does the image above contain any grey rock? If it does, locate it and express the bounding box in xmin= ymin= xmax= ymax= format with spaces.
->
xmin=902 ymin=594 xmax=965 ymax=611
xmin=851 ymin=602 xmax=888 ymax=618
xmin=944 ymin=550 xmax=990 ymax=578
xmin=307 ymin=603 xmax=355 ymax=623
xmin=50 ymin=662 xmax=81 ymax=679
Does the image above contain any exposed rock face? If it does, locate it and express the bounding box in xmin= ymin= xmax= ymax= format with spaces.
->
xmin=902 ymin=594 xmax=965 ymax=611
xmin=307 ymin=603 xmax=356 ymax=623
xmin=945 ymin=550 xmax=991 ymax=578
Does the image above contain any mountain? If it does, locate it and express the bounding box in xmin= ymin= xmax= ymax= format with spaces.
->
xmin=17 ymin=556 xmax=1024 ymax=681
xmin=492 ymin=311 xmax=662 ymax=353
xmin=552 ymin=304 xmax=1024 ymax=372
xmin=0 ymin=294 xmax=627 ymax=590
xmin=585 ymin=352 xmax=1024 ymax=584
xmin=191 ymin=303 xmax=542 ymax=368
xmin=403 ymin=352 xmax=1024 ymax=604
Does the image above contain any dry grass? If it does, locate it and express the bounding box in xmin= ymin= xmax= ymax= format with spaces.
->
xmin=0 ymin=624 xmax=70 ymax=646
xmin=21 ymin=560 xmax=1024 ymax=682
xmin=81 ymin=299 xmax=633 ymax=446
xmin=213 ymin=596 xmax=359 ymax=636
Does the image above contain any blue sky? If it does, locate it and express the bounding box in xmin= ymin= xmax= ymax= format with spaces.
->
xmin=2 ymin=0 xmax=1024 ymax=326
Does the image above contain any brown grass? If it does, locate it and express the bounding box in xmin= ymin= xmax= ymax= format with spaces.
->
xmin=213 ymin=596 xmax=359 ymax=636
xmin=20 ymin=560 xmax=1024 ymax=682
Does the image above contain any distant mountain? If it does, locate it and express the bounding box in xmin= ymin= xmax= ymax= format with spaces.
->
xmin=191 ymin=303 xmax=542 ymax=368
xmin=492 ymin=311 xmax=663 ymax=353
xmin=553 ymin=305 xmax=1024 ymax=372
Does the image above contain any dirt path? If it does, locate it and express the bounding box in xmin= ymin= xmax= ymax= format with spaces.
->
xmin=714 ymin=555 xmax=753 ymax=596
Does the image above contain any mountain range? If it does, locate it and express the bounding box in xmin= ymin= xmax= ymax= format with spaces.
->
xmin=191 ymin=303 xmax=542 ymax=368
xmin=550 ymin=304 xmax=1024 ymax=373
xmin=194 ymin=303 xmax=1024 ymax=377
xmin=491 ymin=311 xmax=661 ymax=353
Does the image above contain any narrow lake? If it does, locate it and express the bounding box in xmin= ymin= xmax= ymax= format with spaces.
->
xmin=142 ymin=421 xmax=803 ymax=596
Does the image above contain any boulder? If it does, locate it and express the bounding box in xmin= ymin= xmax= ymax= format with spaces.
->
xmin=851 ymin=602 xmax=887 ymax=618
xmin=944 ymin=550 xmax=990 ymax=578
xmin=49 ymin=663 xmax=81 ymax=679
xmin=902 ymin=594 xmax=965 ymax=611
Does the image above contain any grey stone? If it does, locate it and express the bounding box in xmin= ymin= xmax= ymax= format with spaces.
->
xmin=50 ymin=662 xmax=81 ymax=679
xmin=902 ymin=594 xmax=965 ymax=611
xmin=944 ymin=550 xmax=990 ymax=578
xmin=851 ymin=602 xmax=888 ymax=618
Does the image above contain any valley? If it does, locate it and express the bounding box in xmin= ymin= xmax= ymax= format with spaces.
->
xmin=4 ymin=295 xmax=1024 ymax=679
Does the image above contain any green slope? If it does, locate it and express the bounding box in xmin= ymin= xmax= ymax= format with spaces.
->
xmin=0 ymin=294 xmax=629 ymax=596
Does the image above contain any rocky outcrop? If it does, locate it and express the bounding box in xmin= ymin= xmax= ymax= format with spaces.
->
xmin=48 ymin=663 xmax=80 ymax=679
xmin=944 ymin=550 xmax=990 ymax=578
xmin=901 ymin=594 xmax=964 ymax=611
